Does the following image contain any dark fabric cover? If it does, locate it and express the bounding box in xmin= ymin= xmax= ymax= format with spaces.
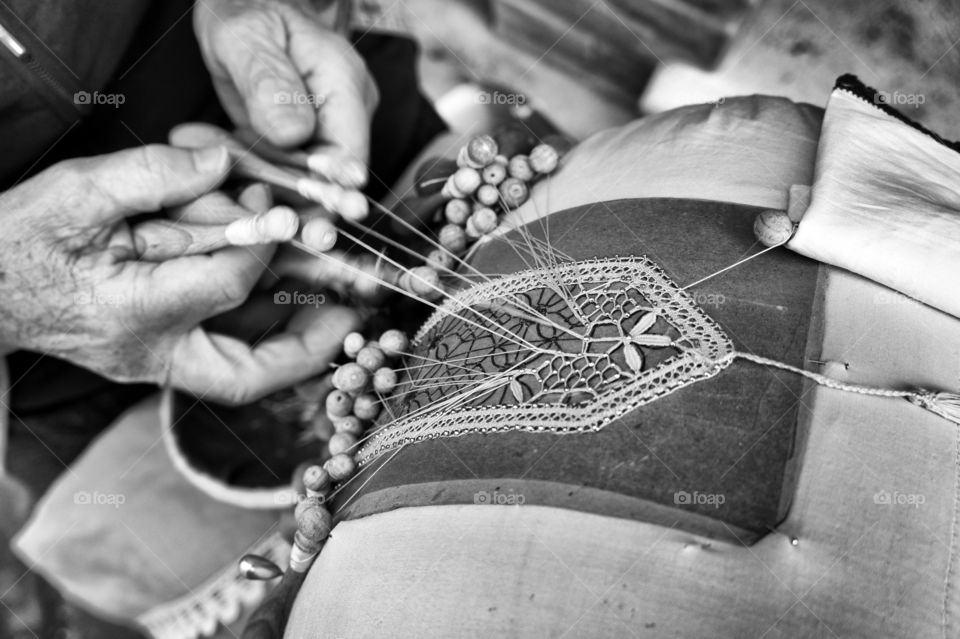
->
xmin=336 ymin=197 xmax=821 ymax=542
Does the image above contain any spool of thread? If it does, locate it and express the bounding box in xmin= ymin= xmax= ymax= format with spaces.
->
xmin=353 ymin=393 xmax=381 ymax=420
xmin=343 ymin=332 xmax=366 ymax=359
xmin=499 ymin=178 xmax=529 ymax=208
xmin=324 ymin=453 xmax=357 ymax=481
xmin=332 ymin=363 xmax=370 ymax=394
xmin=373 ymin=367 xmax=398 ymax=394
xmin=379 ymin=329 xmax=409 ymax=357
xmin=507 ymin=155 xmax=534 ymax=181
xmin=325 ymin=389 xmax=354 ymax=418
xmin=753 ymin=210 xmax=795 ymax=247
xmin=356 ymin=345 xmax=386 ymax=372
xmin=529 ymin=143 xmax=559 ymax=174
xmin=444 ymin=198 xmax=471 ymax=225
xmin=439 ymin=224 xmax=467 ymax=253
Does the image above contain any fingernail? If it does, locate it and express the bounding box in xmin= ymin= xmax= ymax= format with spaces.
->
xmin=193 ymin=145 xmax=228 ymax=173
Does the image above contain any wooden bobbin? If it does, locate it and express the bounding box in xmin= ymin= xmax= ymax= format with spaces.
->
xmin=469 ymin=207 xmax=498 ymax=235
xmin=324 ymin=453 xmax=357 ymax=482
xmin=325 ymin=389 xmax=354 ymax=418
xmin=499 ymin=178 xmax=529 ymax=208
xmin=507 ymin=155 xmax=534 ymax=181
xmin=356 ymin=345 xmax=386 ymax=372
xmin=333 ymin=415 xmax=364 ymax=436
xmin=332 ymin=363 xmax=369 ymax=394
xmin=426 ymin=248 xmax=454 ymax=271
xmin=476 ymin=183 xmax=500 ymax=206
xmin=373 ymin=367 xmax=398 ymax=394
xmin=353 ymin=393 xmax=381 ymax=421
xmin=439 ymin=224 xmax=467 ymax=253
xmin=481 ymin=161 xmax=507 ymax=186
xmin=444 ymin=198 xmax=471 ymax=225
xmin=328 ymin=432 xmax=357 ymax=456
xmin=343 ymin=332 xmax=365 ymax=359
xmin=378 ymin=329 xmax=409 ymax=357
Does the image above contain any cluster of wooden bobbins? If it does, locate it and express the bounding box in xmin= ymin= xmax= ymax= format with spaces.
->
xmin=394 ymin=127 xmax=568 ymax=303
xmin=285 ymin=328 xmax=410 ymax=573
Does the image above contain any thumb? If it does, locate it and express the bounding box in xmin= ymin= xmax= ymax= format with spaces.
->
xmin=73 ymin=144 xmax=231 ymax=221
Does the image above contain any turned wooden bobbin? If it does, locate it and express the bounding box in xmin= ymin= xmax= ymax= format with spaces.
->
xmin=499 ymin=178 xmax=529 ymax=208
xmin=444 ymin=198 xmax=471 ymax=225
xmin=333 ymin=415 xmax=364 ymax=436
xmin=327 ymin=432 xmax=357 ymax=456
xmin=476 ymin=183 xmax=500 ymax=206
xmin=439 ymin=224 xmax=467 ymax=253
xmin=325 ymin=389 xmax=354 ymax=418
xmin=343 ymin=332 xmax=366 ymax=359
xmin=332 ymin=363 xmax=369 ymax=394
xmin=401 ymin=266 xmax=442 ymax=300
xmin=324 ymin=453 xmax=357 ymax=482
xmin=302 ymin=465 xmax=331 ymax=496
xmin=482 ymin=161 xmax=507 ymax=186
xmin=442 ymin=167 xmax=482 ymax=199
xmin=469 ymin=207 xmax=498 ymax=235
xmin=508 ymin=155 xmax=534 ymax=181
xmin=356 ymin=345 xmax=386 ymax=372
xmin=426 ymin=248 xmax=454 ymax=271
xmin=373 ymin=367 xmax=398 ymax=394
xmin=353 ymin=393 xmax=381 ymax=421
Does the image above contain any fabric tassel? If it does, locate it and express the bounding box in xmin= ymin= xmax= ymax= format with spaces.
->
xmin=908 ymin=391 xmax=960 ymax=425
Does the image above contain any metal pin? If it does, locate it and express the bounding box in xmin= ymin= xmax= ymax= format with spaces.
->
xmin=239 ymin=554 xmax=283 ymax=580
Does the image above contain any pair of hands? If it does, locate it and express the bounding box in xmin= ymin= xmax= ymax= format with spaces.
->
xmin=0 ymin=0 xmax=379 ymax=404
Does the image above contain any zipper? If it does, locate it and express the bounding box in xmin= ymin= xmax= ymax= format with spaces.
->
xmin=0 ymin=15 xmax=85 ymax=122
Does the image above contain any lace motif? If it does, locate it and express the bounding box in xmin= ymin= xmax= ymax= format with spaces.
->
xmin=357 ymin=257 xmax=734 ymax=465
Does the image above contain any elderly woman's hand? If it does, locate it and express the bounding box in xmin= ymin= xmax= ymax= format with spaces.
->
xmin=0 ymin=144 xmax=358 ymax=404
xmin=194 ymin=0 xmax=379 ymax=189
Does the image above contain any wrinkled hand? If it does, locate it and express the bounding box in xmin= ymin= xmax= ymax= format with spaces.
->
xmin=194 ymin=0 xmax=378 ymax=189
xmin=0 ymin=145 xmax=358 ymax=404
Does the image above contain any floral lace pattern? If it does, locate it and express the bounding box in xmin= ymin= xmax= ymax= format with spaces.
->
xmin=358 ymin=257 xmax=734 ymax=465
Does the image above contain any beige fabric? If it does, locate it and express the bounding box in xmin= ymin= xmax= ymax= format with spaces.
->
xmin=286 ymin=97 xmax=960 ymax=638
xmin=789 ymin=88 xmax=960 ymax=319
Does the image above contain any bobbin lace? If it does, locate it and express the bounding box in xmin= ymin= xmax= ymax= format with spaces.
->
xmin=357 ymin=257 xmax=734 ymax=465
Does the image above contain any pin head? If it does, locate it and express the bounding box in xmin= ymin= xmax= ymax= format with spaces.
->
xmin=239 ymin=554 xmax=282 ymax=580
